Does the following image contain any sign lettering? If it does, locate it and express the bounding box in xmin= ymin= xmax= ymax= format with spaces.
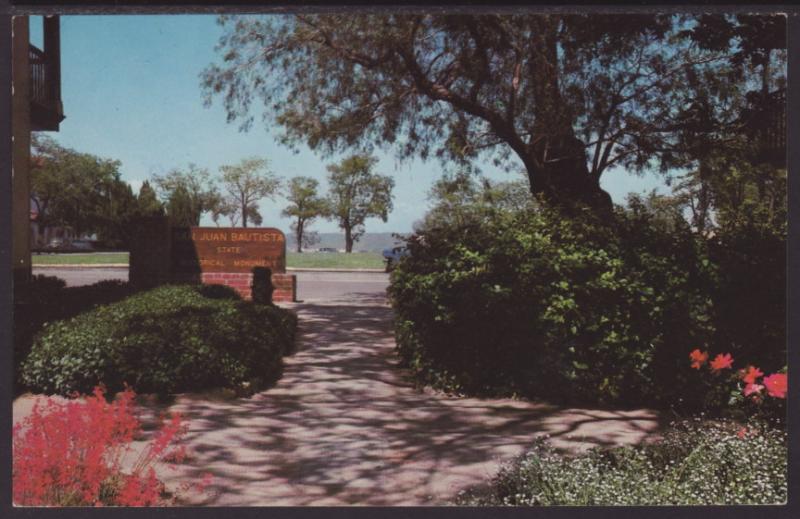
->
xmin=171 ymin=226 xmax=286 ymax=274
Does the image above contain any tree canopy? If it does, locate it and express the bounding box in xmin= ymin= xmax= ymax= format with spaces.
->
xmin=219 ymin=157 xmax=281 ymax=228
xmin=282 ymin=176 xmax=329 ymax=252
xmin=31 ymin=135 xmax=136 ymax=246
xmin=417 ymin=171 xmax=533 ymax=232
xmin=325 ymin=154 xmax=394 ymax=253
xmin=152 ymin=164 xmax=219 ymax=226
xmin=202 ymin=13 xmax=785 ymax=213
xmin=135 ymin=181 xmax=165 ymax=218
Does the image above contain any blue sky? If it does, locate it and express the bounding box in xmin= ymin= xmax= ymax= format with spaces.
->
xmin=32 ymin=14 xmax=668 ymax=234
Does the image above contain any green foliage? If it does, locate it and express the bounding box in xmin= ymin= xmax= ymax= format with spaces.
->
xmin=166 ymin=185 xmax=199 ymax=227
xmin=415 ymin=170 xmax=535 ymax=231
xmin=197 ymin=283 xmax=241 ymax=300
xmin=152 ymin=164 xmax=219 ymax=226
xmin=31 ymin=135 xmax=137 ymax=247
xmin=202 ymin=14 xmax=784 ymax=209
xmin=21 ymin=285 xmax=297 ymax=396
xmin=458 ymin=419 xmax=787 ymax=506
xmin=707 ymin=224 xmax=786 ymax=376
xmin=389 ymin=200 xmax=784 ymax=409
xmin=325 ymin=154 xmax=395 ymax=252
xmin=282 ymin=177 xmax=329 ymax=252
xmin=135 ymin=181 xmax=164 ymax=217
xmin=219 ymin=157 xmax=281 ymax=228
xmin=14 ymin=278 xmax=135 ymax=391
xmin=391 ymin=205 xmax=703 ymax=405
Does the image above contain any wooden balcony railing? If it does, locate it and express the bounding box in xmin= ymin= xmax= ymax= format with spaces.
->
xmin=29 ymin=43 xmax=64 ymax=131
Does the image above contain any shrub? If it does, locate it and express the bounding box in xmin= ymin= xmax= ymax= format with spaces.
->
xmin=197 ymin=283 xmax=241 ymax=301
xmin=389 ymin=202 xmax=785 ymax=410
xmin=457 ymin=419 xmax=787 ymax=506
xmin=18 ymin=274 xmax=67 ymax=303
xmin=14 ymin=278 xmax=136 ymax=392
xmin=707 ymin=224 xmax=786 ymax=374
xmin=21 ymin=284 xmax=297 ymax=396
xmin=12 ymin=385 xmax=204 ymax=506
xmin=390 ymin=205 xmax=714 ymax=406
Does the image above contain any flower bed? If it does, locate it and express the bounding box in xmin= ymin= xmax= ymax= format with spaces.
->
xmin=13 ymin=385 xmax=211 ymax=506
xmin=458 ymin=350 xmax=788 ymax=506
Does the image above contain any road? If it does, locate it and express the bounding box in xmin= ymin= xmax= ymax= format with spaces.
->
xmin=31 ymin=267 xmax=390 ymax=302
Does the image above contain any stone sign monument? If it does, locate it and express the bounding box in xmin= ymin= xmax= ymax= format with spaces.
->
xmin=130 ymin=219 xmax=296 ymax=302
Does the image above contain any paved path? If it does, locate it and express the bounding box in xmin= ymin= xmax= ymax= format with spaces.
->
xmin=133 ymin=291 xmax=661 ymax=506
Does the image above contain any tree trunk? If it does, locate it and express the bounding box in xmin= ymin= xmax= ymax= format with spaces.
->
xmin=296 ymin=220 xmax=304 ymax=253
xmin=694 ymin=161 xmax=711 ymax=235
xmin=524 ymin=18 xmax=613 ymax=215
xmin=522 ymin=141 xmax=613 ymax=215
xmin=241 ymin=194 xmax=247 ymax=228
xmin=344 ymin=226 xmax=353 ymax=253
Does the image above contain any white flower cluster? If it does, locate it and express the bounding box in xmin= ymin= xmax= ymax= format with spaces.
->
xmin=457 ymin=419 xmax=787 ymax=506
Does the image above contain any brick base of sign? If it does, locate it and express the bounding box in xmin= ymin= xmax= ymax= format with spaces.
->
xmin=200 ymin=272 xmax=296 ymax=303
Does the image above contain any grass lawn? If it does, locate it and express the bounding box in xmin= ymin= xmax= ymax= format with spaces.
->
xmin=286 ymin=252 xmax=385 ymax=269
xmin=32 ymin=251 xmax=386 ymax=269
xmin=32 ymin=252 xmax=130 ymax=265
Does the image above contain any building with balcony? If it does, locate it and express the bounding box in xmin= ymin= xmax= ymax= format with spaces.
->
xmin=12 ymin=15 xmax=64 ymax=285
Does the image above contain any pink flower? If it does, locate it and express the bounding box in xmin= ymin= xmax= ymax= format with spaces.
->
xmin=709 ymin=353 xmax=734 ymax=373
xmin=743 ymin=383 xmax=764 ymax=397
xmin=739 ymin=365 xmax=764 ymax=385
xmin=763 ymin=373 xmax=787 ymax=399
xmin=689 ymin=349 xmax=709 ymax=369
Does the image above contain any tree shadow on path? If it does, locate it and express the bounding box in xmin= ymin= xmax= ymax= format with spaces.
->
xmin=142 ymin=290 xmax=664 ymax=506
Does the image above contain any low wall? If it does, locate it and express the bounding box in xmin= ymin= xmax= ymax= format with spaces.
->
xmin=200 ymin=272 xmax=296 ymax=303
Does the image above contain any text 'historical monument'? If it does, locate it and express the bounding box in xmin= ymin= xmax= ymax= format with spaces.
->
xmin=171 ymin=227 xmax=287 ymax=274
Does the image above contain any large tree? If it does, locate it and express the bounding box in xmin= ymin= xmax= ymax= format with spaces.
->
xmin=135 ymin=181 xmax=165 ymax=217
xmin=202 ymin=14 xmax=780 ymax=213
xmin=30 ymin=135 xmax=134 ymax=245
xmin=417 ymin=171 xmax=533 ymax=231
xmin=282 ymin=176 xmax=329 ymax=252
xmin=219 ymin=157 xmax=281 ymax=227
xmin=151 ymin=164 xmax=219 ymax=226
xmin=325 ymin=154 xmax=394 ymax=253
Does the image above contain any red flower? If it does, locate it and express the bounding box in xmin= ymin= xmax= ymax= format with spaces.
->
xmin=689 ymin=349 xmax=709 ymax=369
xmin=13 ymin=385 xmax=187 ymax=506
xmin=743 ymin=383 xmax=764 ymax=397
xmin=709 ymin=353 xmax=734 ymax=373
xmin=739 ymin=365 xmax=764 ymax=385
xmin=763 ymin=373 xmax=787 ymax=399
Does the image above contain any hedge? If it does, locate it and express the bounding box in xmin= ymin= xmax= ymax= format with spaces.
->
xmin=14 ymin=277 xmax=135 ymax=390
xmin=21 ymin=284 xmax=297 ymax=396
xmin=388 ymin=205 xmax=785 ymax=410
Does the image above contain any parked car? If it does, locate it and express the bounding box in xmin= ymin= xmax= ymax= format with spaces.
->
xmin=69 ymin=239 xmax=96 ymax=251
xmin=382 ymin=246 xmax=409 ymax=272
xmin=318 ymin=247 xmax=338 ymax=253
xmin=46 ymin=237 xmax=70 ymax=251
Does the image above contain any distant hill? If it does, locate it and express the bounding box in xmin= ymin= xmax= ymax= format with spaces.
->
xmin=285 ymin=232 xmax=409 ymax=253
